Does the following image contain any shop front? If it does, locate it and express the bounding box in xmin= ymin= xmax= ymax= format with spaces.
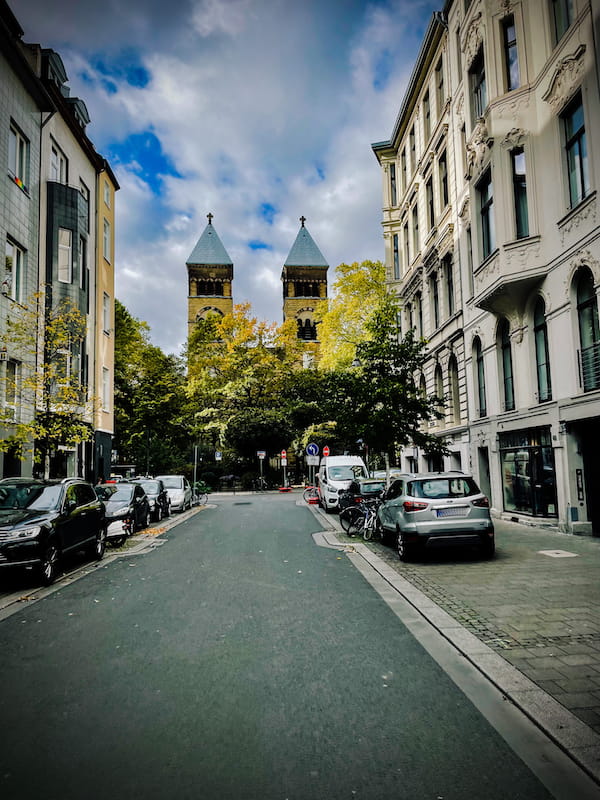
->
xmin=499 ymin=427 xmax=557 ymax=518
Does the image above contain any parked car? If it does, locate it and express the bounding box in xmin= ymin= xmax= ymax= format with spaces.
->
xmin=155 ymin=475 xmax=192 ymax=512
xmin=0 ymin=477 xmax=106 ymax=585
xmin=95 ymin=482 xmax=150 ymax=545
xmin=338 ymin=478 xmax=386 ymax=512
xmin=133 ymin=478 xmax=170 ymax=521
xmin=377 ymin=472 xmax=495 ymax=561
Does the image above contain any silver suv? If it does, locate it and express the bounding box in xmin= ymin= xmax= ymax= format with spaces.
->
xmin=377 ymin=472 xmax=495 ymax=561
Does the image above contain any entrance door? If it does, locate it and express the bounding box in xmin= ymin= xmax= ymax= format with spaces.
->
xmin=580 ymin=418 xmax=600 ymax=535
xmin=477 ymin=447 xmax=491 ymax=501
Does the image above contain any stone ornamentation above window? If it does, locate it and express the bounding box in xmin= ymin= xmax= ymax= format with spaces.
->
xmin=542 ymin=45 xmax=587 ymax=112
xmin=463 ymin=12 xmax=484 ymax=70
xmin=500 ymin=127 xmax=527 ymax=150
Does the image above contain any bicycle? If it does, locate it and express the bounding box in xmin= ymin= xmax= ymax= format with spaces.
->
xmin=303 ymin=485 xmax=319 ymax=503
xmin=345 ymin=499 xmax=383 ymax=541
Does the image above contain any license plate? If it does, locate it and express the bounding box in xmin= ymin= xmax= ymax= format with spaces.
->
xmin=436 ymin=507 xmax=468 ymax=518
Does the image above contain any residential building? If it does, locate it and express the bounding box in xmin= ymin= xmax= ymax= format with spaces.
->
xmin=281 ymin=216 xmax=329 ymax=366
xmin=373 ymin=0 xmax=600 ymax=535
xmin=0 ymin=0 xmax=119 ymax=480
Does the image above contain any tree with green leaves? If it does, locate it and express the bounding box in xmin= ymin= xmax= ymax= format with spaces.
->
xmin=315 ymin=259 xmax=387 ymax=370
xmin=113 ymin=300 xmax=189 ymax=475
xmin=321 ymin=293 xmax=446 ymax=463
xmin=0 ymin=292 xmax=94 ymax=477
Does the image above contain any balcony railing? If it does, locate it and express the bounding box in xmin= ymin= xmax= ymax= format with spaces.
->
xmin=579 ymin=341 xmax=600 ymax=392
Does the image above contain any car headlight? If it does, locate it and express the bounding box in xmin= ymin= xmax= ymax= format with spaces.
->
xmin=5 ymin=525 xmax=42 ymax=541
xmin=112 ymin=505 xmax=131 ymax=516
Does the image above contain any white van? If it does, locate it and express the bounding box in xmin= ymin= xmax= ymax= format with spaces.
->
xmin=317 ymin=455 xmax=368 ymax=512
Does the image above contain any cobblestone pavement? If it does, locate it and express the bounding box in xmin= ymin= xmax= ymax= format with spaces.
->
xmin=334 ymin=517 xmax=600 ymax=736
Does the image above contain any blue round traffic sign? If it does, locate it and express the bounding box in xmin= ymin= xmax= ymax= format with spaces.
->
xmin=306 ymin=443 xmax=319 ymax=457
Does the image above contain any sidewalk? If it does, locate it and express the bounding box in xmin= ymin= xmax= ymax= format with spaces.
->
xmin=317 ymin=509 xmax=600 ymax=786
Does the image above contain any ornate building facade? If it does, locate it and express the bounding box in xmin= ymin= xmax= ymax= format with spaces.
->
xmin=373 ymin=0 xmax=600 ymax=534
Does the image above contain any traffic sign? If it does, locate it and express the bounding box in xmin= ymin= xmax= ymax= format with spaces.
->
xmin=323 ymin=445 xmax=330 ymax=457
xmin=281 ymin=449 xmax=287 ymax=458
xmin=257 ymin=450 xmax=266 ymax=459
xmin=281 ymin=458 xmax=288 ymax=466
xmin=306 ymin=442 xmax=319 ymax=457
xmin=215 ymin=451 xmax=222 ymax=461
xmin=306 ymin=455 xmax=319 ymax=466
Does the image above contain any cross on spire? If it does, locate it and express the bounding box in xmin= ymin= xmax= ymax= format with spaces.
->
xmin=300 ymin=215 xmax=306 ymax=227
xmin=207 ymin=212 xmax=214 ymax=225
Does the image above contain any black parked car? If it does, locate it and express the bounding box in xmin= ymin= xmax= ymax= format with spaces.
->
xmin=133 ymin=479 xmax=170 ymax=522
xmin=338 ymin=478 xmax=386 ymax=512
xmin=0 ymin=477 xmax=106 ymax=585
xmin=95 ymin=482 xmax=150 ymax=545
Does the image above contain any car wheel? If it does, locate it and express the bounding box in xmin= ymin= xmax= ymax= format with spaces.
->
xmin=397 ymin=530 xmax=414 ymax=563
xmin=91 ymin=527 xmax=107 ymax=561
xmin=142 ymin=509 xmax=150 ymax=529
xmin=40 ymin=542 xmax=60 ymax=585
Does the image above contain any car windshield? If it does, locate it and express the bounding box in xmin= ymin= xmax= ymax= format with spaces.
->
xmin=410 ymin=478 xmax=479 ymax=499
xmin=160 ymin=477 xmax=183 ymax=489
xmin=140 ymin=481 xmax=159 ymax=495
xmin=0 ymin=482 xmax=63 ymax=511
xmin=104 ymin=486 xmax=134 ymax=502
xmin=328 ymin=467 xmax=363 ymax=481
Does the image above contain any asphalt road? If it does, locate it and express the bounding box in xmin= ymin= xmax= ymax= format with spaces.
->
xmin=0 ymin=493 xmax=577 ymax=799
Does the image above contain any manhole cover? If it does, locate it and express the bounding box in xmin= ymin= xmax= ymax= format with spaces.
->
xmin=538 ymin=550 xmax=578 ymax=558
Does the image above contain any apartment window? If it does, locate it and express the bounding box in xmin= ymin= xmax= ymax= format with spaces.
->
xmin=403 ymin=220 xmax=410 ymax=267
xmin=409 ymin=127 xmax=416 ymax=174
xmin=407 ymin=303 xmax=413 ymax=331
xmin=478 ymin=169 xmax=495 ymax=260
xmin=79 ymin=236 xmax=87 ymax=290
xmin=426 ymin=177 xmax=434 ymax=231
xmin=50 ymin=142 xmax=68 ymax=183
xmin=103 ymin=218 xmax=111 ymax=262
xmin=8 ymin=123 xmax=29 ymax=190
xmin=474 ymin=337 xmax=487 ymax=417
xmin=4 ymin=359 xmax=19 ymax=422
xmin=435 ymin=364 xmax=445 ymax=425
xmin=79 ymin=180 xmax=90 ymax=232
xmin=502 ymin=15 xmax=520 ymax=91
xmin=401 ymin=149 xmax=407 ymax=194
xmin=563 ymin=93 xmax=589 ymax=208
xmin=415 ymin=292 xmax=423 ymax=338
xmin=449 ymin=356 xmax=460 ymax=424
xmin=456 ymin=28 xmax=462 ymax=74
xmin=4 ymin=239 xmax=24 ymax=302
xmin=58 ymin=228 xmax=72 ymax=283
xmin=438 ymin=150 xmax=448 ymax=209
xmin=435 ymin=57 xmax=445 ymax=116
xmin=102 ymin=367 xmax=110 ymax=411
xmin=423 ymin=91 xmax=431 ymax=143
xmin=445 ymin=255 xmax=455 ymax=315
xmin=103 ymin=181 xmax=111 ymax=208
xmin=393 ymin=234 xmax=400 ymax=279
xmin=103 ymin=293 xmax=111 ymax=333
xmin=511 ymin=147 xmax=529 ymax=239
xmin=470 ymin=47 xmax=487 ymax=121
xmin=534 ymin=298 xmax=552 ymax=402
xmin=577 ymin=268 xmax=600 ymax=392
xmin=390 ymin=163 xmax=397 ymax=207
xmin=466 ymin=226 xmax=474 ymax=296
xmin=499 ymin=318 xmax=515 ymax=411
xmin=551 ymin=0 xmax=573 ymax=44
xmin=431 ymin=272 xmax=440 ymax=330
xmin=411 ymin=203 xmax=419 ymax=256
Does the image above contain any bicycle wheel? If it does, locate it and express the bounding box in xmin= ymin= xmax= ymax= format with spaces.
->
xmin=198 ymin=492 xmax=208 ymax=505
xmin=348 ymin=513 xmax=365 ymax=537
xmin=340 ymin=506 xmax=360 ymax=532
xmin=363 ymin=515 xmax=375 ymax=540
xmin=303 ymin=486 xmax=318 ymax=502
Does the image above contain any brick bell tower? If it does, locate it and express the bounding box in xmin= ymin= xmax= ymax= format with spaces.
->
xmin=281 ymin=216 xmax=328 ymax=364
xmin=187 ymin=213 xmax=234 ymax=339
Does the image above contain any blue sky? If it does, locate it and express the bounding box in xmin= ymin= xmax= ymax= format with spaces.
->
xmin=15 ymin=0 xmax=439 ymax=354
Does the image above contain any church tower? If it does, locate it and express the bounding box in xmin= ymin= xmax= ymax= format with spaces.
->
xmin=187 ymin=213 xmax=233 ymax=338
xmin=281 ymin=216 xmax=328 ymax=361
